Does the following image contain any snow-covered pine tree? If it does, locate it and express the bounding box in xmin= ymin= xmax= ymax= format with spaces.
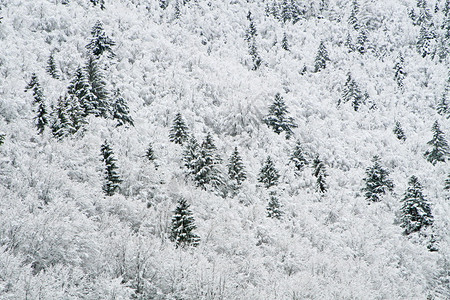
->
xmin=436 ymin=93 xmax=448 ymax=116
xmin=393 ymin=54 xmax=406 ymax=90
xmin=90 ymin=0 xmax=105 ymax=10
xmin=258 ymin=156 xmax=280 ymax=189
xmin=174 ymin=0 xmax=181 ymax=19
xmin=203 ymin=132 xmax=221 ymax=163
xmin=192 ymin=134 xmax=223 ymax=189
xmin=228 ymin=146 xmax=247 ymax=187
xmin=267 ymin=195 xmax=283 ymax=219
xmin=51 ymin=95 xmax=72 ymax=140
xmin=86 ymin=20 xmax=115 ymax=57
xmin=289 ymin=140 xmax=308 ymax=173
xmin=170 ymin=198 xmax=200 ymax=248
xmin=246 ymin=11 xmax=262 ymax=70
xmin=183 ymin=135 xmax=200 ymax=172
xmin=263 ymin=93 xmax=297 ymax=138
xmin=312 ymin=156 xmax=328 ymax=193
xmin=145 ymin=143 xmax=155 ymax=162
xmin=348 ymin=0 xmax=360 ymax=30
xmin=417 ymin=22 xmax=435 ymax=57
xmin=66 ymin=94 xmax=86 ymax=134
xmin=67 ymin=67 xmax=96 ymax=117
xmin=85 ymin=56 xmax=110 ymax=118
xmin=25 ymin=73 xmax=48 ymax=134
xmin=424 ymin=120 xmax=449 ymax=165
xmin=362 ymin=155 xmax=394 ymax=202
xmin=112 ymin=90 xmax=134 ymax=127
xmin=314 ymin=40 xmax=330 ymax=72
xmin=281 ymin=32 xmax=290 ymax=51
xmin=393 ymin=121 xmax=406 ymax=141
xmin=445 ymin=173 xmax=450 ymax=190
xmin=281 ymin=0 xmax=292 ymax=23
xmin=339 ymin=73 xmax=365 ymax=111
xmin=101 ymin=140 xmax=122 ymax=196
xmin=400 ymin=176 xmax=434 ymax=235
xmin=356 ymin=27 xmax=368 ymax=54
xmin=46 ymin=51 xmax=59 ymax=79
xmin=0 ymin=133 xmax=5 ymax=146
xmin=169 ymin=112 xmax=189 ymax=145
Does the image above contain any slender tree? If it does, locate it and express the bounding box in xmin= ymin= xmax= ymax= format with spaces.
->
xmin=393 ymin=121 xmax=406 ymax=141
xmin=112 ymin=90 xmax=134 ymax=127
xmin=246 ymin=11 xmax=262 ymax=70
xmin=339 ymin=73 xmax=365 ymax=111
xmin=393 ymin=54 xmax=406 ymax=90
xmin=67 ymin=67 xmax=96 ymax=117
xmin=314 ymin=40 xmax=330 ymax=72
xmin=0 ymin=133 xmax=5 ymax=146
xmin=424 ymin=121 xmax=449 ymax=165
xmin=25 ymin=74 xmax=48 ymax=134
xmin=145 ymin=143 xmax=155 ymax=162
xmin=51 ymin=96 xmax=72 ymax=140
xmin=348 ymin=0 xmax=360 ymax=30
xmin=436 ymin=92 xmax=448 ymax=116
xmin=362 ymin=156 xmax=394 ymax=202
xmin=169 ymin=113 xmax=189 ymax=145
xmin=267 ymin=195 xmax=283 ymax=219
xmin=445 ymin=173 xmax=450 ymax=190
xmin=312 ymin=156 xmax=328 ymax=193
xmin=85 ymin=56 xmax=110 ymax=118
xmin=400 ymin=176 xmax=434 ymax=235
xmin=86 ymin=21 xmax=115 ymax=57
xmin=170 ymin=198 xmax=200 ymax=248
xmin=281 ymin=32 xmax=290 ymax=51
xmin=46 ymin=51 xmax=60 ymax=79
xmin=356 ymin=27 xmax=368 ymax=54
xmin=258 ymin=156 xmax=280 ymax=189
xmin=228 ymin=147 xmax=247 ymax=187
xmin=290 ymin=140 xmax=308 ymax=173
xmin=101 ymin=141 xmax=122 ymax=196
xmin=264 ymin=93 xmax=297 ymax=138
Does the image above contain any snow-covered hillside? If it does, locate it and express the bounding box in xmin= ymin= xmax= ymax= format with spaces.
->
xmin=0 ymin=0 xmax=449 ymax=299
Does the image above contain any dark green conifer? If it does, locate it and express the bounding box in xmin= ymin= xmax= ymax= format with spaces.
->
xmin=312 ymin=156 xmax=328 ymax=193
xmin=424 ymin=121 xmax=449 ymax=165
xmin=348 ymin=0 xmax=360 ymax=30
xmin=281 ymin=32 xmax=290 ymax=51
xmin=345 ymin=33 xmax=355 ymax=52
xmin=393 ymin=54 xmax=406 ymax=89
xmin=183 ymin=136 xmax=200 ymax=172
xmin=258 ymin=156 xmax=280 ymax=189
xmin=51 ymin=96 xmax=72 ymax=140
xmin=314 ymin=40 xmax=330 ymax=72
xmin=444 ymin=173 xmax=450 ymax=190
xmin=169 ymin=113 xmax=189 ymax=145
xmin=263 ymin=93 xmax=297 ymax=139
xmin=46 ymin=51 xmax=59 ymax=79
xmin=289 ymin=140 xmax=308 ymax=173
xmin=228 ymin=147 xmax=247 ymax=187
xmin=86 ymin=21 xmax=115 ymax=57
xmin=267 ymin=195 xmax=283 ymax=219
xmin=145 ymin=143 xmax=155 ymax=162
xmin=281 ymin=0 xmax=292 ymax=23
xmin=25 ymin=74 xmax=48 ymax=134
xmin=400 ymin=176 xmax=434 ymax=235
xmin=0 ymin=133 xmax=5 ymax=146
xmin=67 ymin=67 xmax=96 ymax=117
xmin=436 ymin=94 xmax=448 ymax=116
xmin=417 ymin=22 xmax=435 ymax=57
xmin=362 ymin=156 xmax=394 ymax=202
xmin=356 ymin=27 xmax=368 ymax=54
xmin=85 ymin=56 xmax=110 ymax=118
xmin=246 ymin=11 xmax=262 ymax=70
xmin=170 ymin=198 xmax=200 ymax=248
xmin=101 ymin=141 xmax=122 ymax=196
xmin=112 ymin=90 xmax=134 ymax=127
xmin=393 ymin=121 xmax=406 ymax=141
xmin=90 ymin=0 xmax=105 ymax=9
xmin=339 ymin=73 xmax=365 ymax=111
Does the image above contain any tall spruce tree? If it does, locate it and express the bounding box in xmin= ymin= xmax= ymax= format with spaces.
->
xmin=356 ymin=27 xmax=368 ymax=54
xmin=339 ymin=73 xmax=365 ymax=111
xmin=246 ymin=11 xmax=262 ymax=70
xmin=25 ymin=74 xmax=48 ymax=134
xmin=290 ymin=140 xmax=308 ymax=173
xmin=417 ymin=22 xmax=435 ymax=57
xmin=281 ymin=0 xmax=293 ymax=23
xmin=46 ymin=51 xmax=59 ymax=79
xmin=101 ymin=141 xmax=122 ymax=196
xmin=312 ymin=156 xmax=328 ymax=193
xmin=85 ymin=56 xmax=110 ymax=118
xmin=228 ymin=147 xmax=247 ymax=187
xmin=281 ymin=32 xmax=290 ymax=51
xmin=424 ymin=121 xmax=449 ymax=165
xmin=445 ymin=173 xmax=450 ymax=190
xmin=86 ymin=21 xmax=115 ymax=57
xmin=145 ymin=143 xmax=155 ymax=162
xmin=436 ymin=93 xmax=448 ymax=116
xmin=66 ymin=94 xmax=86 ymax=134
xmin=258 ymin=156 xmax=280 ymax=189
xmin=112 ymin=90 xmax=134 ymax=127
xmin=263 ymin=93 xmax=297 ymax=138
xmin=400 ymin=176 xmax=434 ymax=235
xmin=169 ymin=113 xmax=189 ymax=145
xmin=314 ymin=40 xmax=330 ymax=72
xmin=170 ymin=198 xmax=200 ymax=248
xmin=362 ymin=156 xmax=394 ymax=202
xmin=0 ymin=133 xmax=5 ymax=146
xmin=193 ymin=134 xmax=223 ymax=189
xmin=67 ymin=67 xmax=96 ymax=117
xmin=183 ymin=136 xmax=200 ymax=172
xmin=393 ymin=54 xmax=406 ymax=90
xmin=90 ymin=0 xmax=105 ymax=10
xmin=267 ymin=195 xmax=283 ymax=219
xmin=393 ymin=121 xmax=406 ymax=141
xmin=348 ymin=0 xmax=360 ymax=30
xmin=51 ymin=96 xmax=72 ymax=140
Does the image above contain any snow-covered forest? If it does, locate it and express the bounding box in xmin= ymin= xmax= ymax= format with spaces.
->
xmin=0 ymin=0 xmax=449 ymax=298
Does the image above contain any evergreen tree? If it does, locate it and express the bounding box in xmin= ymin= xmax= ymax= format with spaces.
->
xmin=170 ymin=198 xmax=200 ymax=248
xmin=393 ymin=54 xmax=406 ymax=89
xmin=25 ymin=74 xmax=48 ymax=134
xmin=86 ymin=21 xmax=115 ymax=57
xmin=145 ymin=143 xmax=155 ymax=162
xmin=195 ymin=136 xmax=223 ymax=189
xmin=417 ymin=22 xmax=435 ymax=57
xmin=312 ymin=156 xmax=328 ymax=193
xmin=85 ymin=56 xmax=110 ymax=118
xmin=345 ymin=32 xmax=355 ymax=52
xmin=258 ymin=156 xmax=280 ymax=189
xmin=101 ymin=141 xmax=122 ymax=196
xmin=228 ymin=147 xmax=247 ymax=187
xmin=424 ymin=121 xmax=450 ymax=165
xmin=339 ymin=73 xmax=365 ymax=111
xmin=90 ymin=0 xmax=105 ymax=10
xmin=444 ymin=0 xmax=450 ymax=16
xmin=263 ymin=93 xmax=297 ymax=138
xmin=281 ymin=0 xmax=293 ymax=23
xmin=445 ymin=173 xmax=450 ymax=190
xmin=246 ymin=11 xmax=262 ymax=70
xmin=112 ymin=90 xmax=134 ymax=127
xmin=66 ymin=94 xmax=86 ymax=134
xmin=174 ymin=0 xmax=181 ymax=19
xmin=348 ymin=0 xmax=360 ymax=30
xmin=169 ymin=113 xmax=189 ymax=145
xmin=362 ymin=156 xmax=394 ymax=202
xmin=51 ymin=96 xmax=72 ymax=140
xmin=393 ymin=121 xmax=406 ymax=141
xmin=314 ymin=40 xmax=330 ymax=72
xmin=400 ymin=176 xmax=434 ymax=235
xmin=183 ymin=136 xmax=200 ymax=172
xmin=202 ymin=132 xmax=221 ymax=163
xmin=436 ymin=93 xmax=448 ymax=116
xmin=0 ymin=133 xmax=5 ymax=146
xmin=356 ymin=27 xmax=368 ymax=54
xmin=46 ymin=51 xmax=59 ymax=79
xmin=289 ymin=140 xmax=308 ymax=173
xmin=267 ymin=195 xmax=283 ymax=219
xmin=67 ymin=67 xmax=96 ymax=117
xmin=281 ymin=32 xmax=290 ymax=51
